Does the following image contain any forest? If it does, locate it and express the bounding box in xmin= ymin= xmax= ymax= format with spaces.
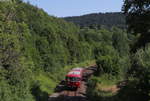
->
xmin=64 ymin=12 xmax=126 ymax=29
xmin=0 ymin=0 xmax=150 ymax=101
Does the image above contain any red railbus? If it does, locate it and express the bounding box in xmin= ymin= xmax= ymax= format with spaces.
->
xmin=65 ymin=68 xmax=84 ymax=89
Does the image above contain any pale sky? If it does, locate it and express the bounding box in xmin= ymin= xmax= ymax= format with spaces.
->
xmin=23 ymin=0 xmax=124 ymax=17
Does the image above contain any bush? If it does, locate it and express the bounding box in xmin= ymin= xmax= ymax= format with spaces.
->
xmin=95 ymin=44 xmax=122 ymax=76
xmin=129 ymin=44 xmax=150 ymax=100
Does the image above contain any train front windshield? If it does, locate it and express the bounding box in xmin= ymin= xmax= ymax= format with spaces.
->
xmin=66 ymin=77 xmax=80 ymax=82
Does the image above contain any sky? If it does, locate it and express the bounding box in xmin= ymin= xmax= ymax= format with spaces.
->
xmin=23 ymin=0 xmax=124 ymax=17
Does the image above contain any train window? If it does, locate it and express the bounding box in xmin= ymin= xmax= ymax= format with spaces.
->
xmin=66 ymin=77 xmax=81 ymax=82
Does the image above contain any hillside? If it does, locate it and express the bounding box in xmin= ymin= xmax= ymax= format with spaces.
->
xmin=64 ymin=12 xmax=126 ymax=29
xmin=1 ymin=0 xmax=150 ymax=101
xmin=0 ymin=1 xmax=131 ymax=101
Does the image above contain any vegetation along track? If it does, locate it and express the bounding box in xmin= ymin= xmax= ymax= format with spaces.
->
xmin=48 ymin=65 xmax=97 ymax=101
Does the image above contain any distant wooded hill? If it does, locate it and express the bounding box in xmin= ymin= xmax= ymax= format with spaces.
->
xmin=63 ymin=12 xmax=126 ymax=29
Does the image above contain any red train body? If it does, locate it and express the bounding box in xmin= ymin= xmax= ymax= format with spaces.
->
xmin=65 ymin=68 xmax=84 ymax=89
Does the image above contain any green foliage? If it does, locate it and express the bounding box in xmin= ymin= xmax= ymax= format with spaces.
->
xmin=129 ymin=44 xmax=150 ymax=100
xmin=86 ymin=1 xmax=150 ymax=100
xmin=112 ymin=27 xmax=129 ymax=56
xmin=96 ymin=52 xmax=120 ymax=75
xmin=0 ymin=1 xmax=100 ymax=101
xmin=64 ymin=12 xmax=125 ymax=29
xmin=122 ymin=0 xmax=150 ymax=49
xmin=0 ymin=21 xmax=34 ymax=101
xmin=35 ymin=74 xmax=57 ymax=94
xmin=94 ymin=28 xmax=130 ymax=77
xmin=0 ymin=1 xmax=136 ymax=101
xmin=88 ymin=44 xmax=150 ymax=101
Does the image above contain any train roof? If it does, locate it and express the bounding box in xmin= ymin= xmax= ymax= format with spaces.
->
xmin=66 ymin=71 xmax=82 ymax=78
xmin=72 ymin=68 xmax=83 ymax=71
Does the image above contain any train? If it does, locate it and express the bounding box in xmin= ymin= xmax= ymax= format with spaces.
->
xmin=65 ymin=68 xmax=85 ymax=89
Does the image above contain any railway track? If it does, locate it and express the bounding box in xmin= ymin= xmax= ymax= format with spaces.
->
xmin=48 ymin=65 xmax=96 ymax=101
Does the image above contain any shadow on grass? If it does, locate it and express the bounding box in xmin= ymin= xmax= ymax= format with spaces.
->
xmin=87 ymin=80 xmax=149 ymax=101
xmin=31 ymin=84 xmax=49 ymax=101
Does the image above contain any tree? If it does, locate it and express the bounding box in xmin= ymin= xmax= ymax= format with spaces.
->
xmin=122 ymin=0 xmax=150 ymax=50
xmin=128 ymin=44 xmax=150 ymax=101
xmin=64 ymin=12 xmax=126 ymax=29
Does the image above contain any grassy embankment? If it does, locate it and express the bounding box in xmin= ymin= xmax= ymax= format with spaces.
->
xmin=87 ymin=73 xmax=125 ymax=101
